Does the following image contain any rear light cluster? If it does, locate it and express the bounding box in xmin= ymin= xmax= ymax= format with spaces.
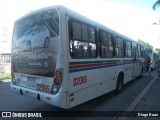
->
xmin=54 ymin=70 xmax=62 ymax=85
xmin=150 ymin=60 xmax=153 ymax=65
xmin=52 ymin=68 xmax=63 ymax=94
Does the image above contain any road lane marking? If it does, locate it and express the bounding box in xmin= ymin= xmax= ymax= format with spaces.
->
xmin=117 ymin=75 xmax=158 ymax=120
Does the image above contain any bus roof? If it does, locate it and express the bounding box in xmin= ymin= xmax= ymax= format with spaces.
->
xmin=15 ymin=5 xmax=144 ymax=47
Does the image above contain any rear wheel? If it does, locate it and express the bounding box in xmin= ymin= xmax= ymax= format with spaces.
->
xmin=115 ymin=73 xmax=124 ymax=94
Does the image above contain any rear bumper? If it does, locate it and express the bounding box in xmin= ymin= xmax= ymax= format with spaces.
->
xmin=10 ymin=82 xmax=67 ymax=109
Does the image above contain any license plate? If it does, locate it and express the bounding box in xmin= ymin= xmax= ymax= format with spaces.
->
xmin=27 ymin=76 xmax=36 ymax=83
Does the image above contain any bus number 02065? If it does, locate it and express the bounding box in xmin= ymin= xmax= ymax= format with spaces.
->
xmin=73 ymin=75 xmax=87 ymax=86
xmin=36 ymin=84 xmax=50 ymax=93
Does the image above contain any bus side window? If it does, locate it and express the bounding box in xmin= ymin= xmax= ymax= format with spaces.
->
xmin=69 ymin=19 xmax=97 ymax=59
xmin=125 ymin=40 xmax=132 ymax=58
xmin=114 ymin=37 xmax=124 ymax=58
xmin=137 ymin=45 xmax=141 ymax=58
xmin=99 ymin=30 xmax=114 ymax=58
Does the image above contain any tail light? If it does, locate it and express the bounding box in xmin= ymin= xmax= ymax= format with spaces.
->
xmin=54 ymin=78 xmax=60 ymax=85
xmin=150 ymin=60 xmax=153 ymax=64
xmin=52 ymin=68 xmax=63 ymax=94
xmin=55 ymin=70 xmax=61 ymax=78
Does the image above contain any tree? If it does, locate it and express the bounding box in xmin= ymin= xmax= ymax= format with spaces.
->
xmin=137 ymin=39 xmax=153 ymax=49
xmin=153 ymin=0 xmax=160 ymax=10
xmin=153 ymin=1 xmax=160 ymax=57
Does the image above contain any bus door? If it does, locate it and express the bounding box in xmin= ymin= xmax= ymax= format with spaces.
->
xmin=132 ymin=47 xmax=138 ymax=78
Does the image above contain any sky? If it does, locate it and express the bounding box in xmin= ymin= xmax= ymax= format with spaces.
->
xmin=6 ymin=0 xmax=160 ymax=49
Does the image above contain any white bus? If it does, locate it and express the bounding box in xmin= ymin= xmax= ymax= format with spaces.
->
xmin=11 ymin=5 xmax=145 ymax=109
xmin=145 ymin=48 xmax=159 ymax=70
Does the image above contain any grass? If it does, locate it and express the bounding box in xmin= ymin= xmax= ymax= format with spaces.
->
xmin=0 ymin=73 xmax=11 ymax=81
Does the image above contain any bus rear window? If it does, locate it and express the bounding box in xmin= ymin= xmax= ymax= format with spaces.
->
xmin=11 ymin=8 xmax=60 ymax=77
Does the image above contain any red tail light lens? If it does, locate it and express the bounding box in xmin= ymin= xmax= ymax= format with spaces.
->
xmin=54 ymin=78 xmax=60 ymax=85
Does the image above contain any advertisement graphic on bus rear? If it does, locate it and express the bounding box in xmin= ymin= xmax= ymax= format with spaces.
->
xmin=12 ymin=8 xmax=59 ymax=77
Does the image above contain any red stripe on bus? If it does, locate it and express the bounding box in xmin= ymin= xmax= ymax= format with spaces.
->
xmin=69 ymin=62 xmax=122 ymax=69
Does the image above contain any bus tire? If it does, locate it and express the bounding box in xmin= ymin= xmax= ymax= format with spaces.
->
xmin=115 ymin=73 xmax=124 ymax=94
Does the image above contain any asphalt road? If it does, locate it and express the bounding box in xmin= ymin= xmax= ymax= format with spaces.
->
xmin=0 ymin=71 xmax=156 ymax=120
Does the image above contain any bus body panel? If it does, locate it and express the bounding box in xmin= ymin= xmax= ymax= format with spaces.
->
xmin=68 ymin=84 xmax=97 ymax=108
xmin=10 ymin=82 xmax=67 ymax=108
xmin=123 ymin=61 xmax=134 ymax=84
xmin=67 ymin=58 xmax=135 ymax=108
xmin=68 ymin=59 xmax=120 ymax=91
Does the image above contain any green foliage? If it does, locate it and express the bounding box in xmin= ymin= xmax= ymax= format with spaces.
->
xmin=137 ymin=39 xmax=153 ymax=49
xmin=153 ymin=0 xmax=160 ymax=10
xmin=0 ymin=73 xmax=11 ymax=80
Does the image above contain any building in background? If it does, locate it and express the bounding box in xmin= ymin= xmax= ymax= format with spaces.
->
xmin=0 ymin=0 xmax=11 ymax=53
xmin=0 ymin=0 xmax=11 ymax=73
